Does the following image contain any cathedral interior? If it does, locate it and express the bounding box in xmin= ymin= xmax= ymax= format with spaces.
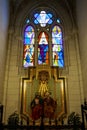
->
xmin=0 ymin=0 xmax=87 ymax=127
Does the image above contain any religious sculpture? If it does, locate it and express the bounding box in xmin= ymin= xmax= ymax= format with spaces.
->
xmin=30 ymin=71 xmax=57 ymax=121
xmin=38 ymin=80 xmax=48 ymax=97
xmin=43 ymin=91 xmax=57 ymax=119
xmin=31 ymin=91 xmax=57 ymax=120
xmin=30 ymin=93 xmax=43 ymax=120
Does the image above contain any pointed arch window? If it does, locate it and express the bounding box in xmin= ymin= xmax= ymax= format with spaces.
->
xmin=38 ymin=32 xmax=49 ymax=65
xmin=23 ymin=10 xmax=64 ymax=68
xmin=23 ymin=25 xmax=35 ymax=67
xmin=52 ymin=25 xmax=64 ymax=67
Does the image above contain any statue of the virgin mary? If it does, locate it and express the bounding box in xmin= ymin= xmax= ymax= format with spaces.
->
xmin=38 ymin=80 xmax=48 ymax=97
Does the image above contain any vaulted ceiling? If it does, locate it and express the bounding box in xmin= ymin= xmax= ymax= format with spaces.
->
xmin=10 ymin=0 xmax=76 ymax=14
xmin=9 ymin=0 xmax=76 ymax=26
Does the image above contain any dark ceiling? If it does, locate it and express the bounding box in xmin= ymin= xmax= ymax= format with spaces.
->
xmin=10 ymin=0 xmax=76 ymax=14
xmin=9 ymin=0 xmax=76 ymax=25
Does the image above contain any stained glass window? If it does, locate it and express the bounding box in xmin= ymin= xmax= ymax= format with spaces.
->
xmin=34 ymin=11 xmax=53 ymax=27
xmin=52 ymin=25 xmax=64 ymax=67
xmin=23 ymin=25 xmax=35 ymax=67
xmin=38 ymin=32 xmax=49 ymax=65
xmin=23 ymin=10 xmax=64 ymax=68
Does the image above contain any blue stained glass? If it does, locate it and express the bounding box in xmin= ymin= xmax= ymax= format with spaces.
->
xmin=34 ymin=11 xmax=53 ymax=27
xmin=52 ymin=26 xmax=62 ymax=44
xmin=38 ymin=32 xmax=49 ymax=65
xmin=25 ymin=32 xmax=35 ymax=38
xmin=23 ymin=45 xmax=34 ymax=67
xmin=23 ymin=13 xmax=64 ymax=68
xmin=24 ymin=38 xmax=34 ymax=45
xmin=52 ymin=37 xmax=62 ymax=44
xmin=25 ymin=26 xmax=30 ymax=31
xmin=58 ymin=59 xmax=64 ymax=67
xmin=34 ymin=19 xmax=38 ymax=24
xmin=34 ymin=13 xmax=39 ymax=18
xmin=52 ymin=25 xmax=64 ymax=67
xmin=52 ymin=46 xmax=64 ymax=61
xmin=45 ymin=14 xmax=50 ymax=21
xmin=24 ymin=26 xmax=35 ymax=45
xmin=48 ymin=13 xmax=52 ymax=18
xmin=52 ymin=59 xmax=64 ymax=67
xmin=24 ymin=38 xmax=31 ymax=44
xmin=57 ymin=19 xmax=60 ymax=23
xmin=38 ymin=45 xmax=48 ymax=64
xmin=58 ymin=49 xmax=64 ymax=59
xmin=48 ymin=19 xmax=53 ymax=24
xmin=23 ymin=25 xmax=35 ymax=67
xmin=25 ymin=26 xmax=34 ymax=32
xmin=26 ymin=19 xmax=30 ymax=24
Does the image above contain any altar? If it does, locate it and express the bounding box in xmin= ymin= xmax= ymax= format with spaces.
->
xmin=20 ymin=66 xmax=66 ymax=125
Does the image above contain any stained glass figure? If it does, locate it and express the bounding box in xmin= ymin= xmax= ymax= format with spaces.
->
xmin=52 ymin=25 xmax=64 ymax=67
xmin=23 ymin=25 xmax=35 ymax=67
xmin=24 ymin=26 xmax=35 ymax=45
xmin=38 ymin=32 xmax=49 ymax=65
xmin=34 ymin=11 xmax=53 ymax=27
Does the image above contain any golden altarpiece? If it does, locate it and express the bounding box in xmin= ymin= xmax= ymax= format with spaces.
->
xmin=21 ymin=66 xmax=66 ymax=125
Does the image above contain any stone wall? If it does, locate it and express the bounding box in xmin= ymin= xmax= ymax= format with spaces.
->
xmin=0 ymin=0 xmax=9 ymax=103
xmin=76 ymin=0 xmax=87 ymax=100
